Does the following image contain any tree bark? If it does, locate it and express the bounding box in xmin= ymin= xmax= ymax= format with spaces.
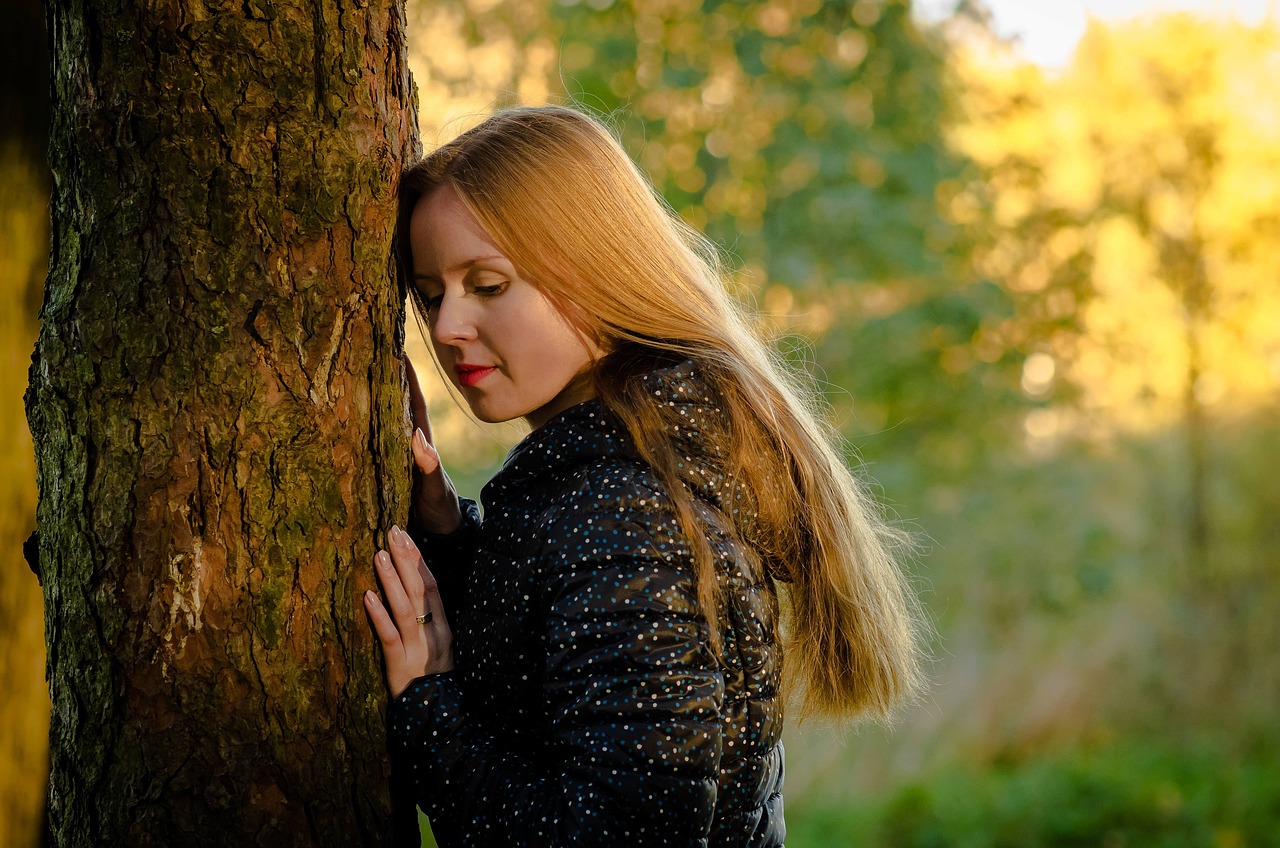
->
xmin=26 ymin=0 xmax=420 ymax=844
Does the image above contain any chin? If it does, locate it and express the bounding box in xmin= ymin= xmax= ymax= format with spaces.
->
xmin=467 ymin=404 xmax=517 ymax=425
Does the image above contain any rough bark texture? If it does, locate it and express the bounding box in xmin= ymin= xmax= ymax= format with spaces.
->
xmin=27 ymin=0 xmax=420 ymax=844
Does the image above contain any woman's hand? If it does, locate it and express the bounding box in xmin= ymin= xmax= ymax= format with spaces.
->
xmin=406 ymin=358 xmax=463 ymax=535
xmin=364 ymin=525 xmax=454 ymax=698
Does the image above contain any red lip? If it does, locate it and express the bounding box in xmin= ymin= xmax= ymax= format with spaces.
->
xmin=454 ymin=364 xmax=497 ymax=388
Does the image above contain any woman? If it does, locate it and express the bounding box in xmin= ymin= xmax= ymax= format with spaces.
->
xmin=364 ymin=105 xmax=923 ymax=847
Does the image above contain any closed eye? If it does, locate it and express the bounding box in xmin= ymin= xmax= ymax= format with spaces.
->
xmin=472 ymin=281 xmax=507 ymax=297
xmin=417 ymin=278 xmax=506 ymax=314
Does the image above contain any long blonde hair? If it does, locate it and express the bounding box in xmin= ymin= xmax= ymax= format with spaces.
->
xmin=396 ymin=105 xmax=924 ymax=721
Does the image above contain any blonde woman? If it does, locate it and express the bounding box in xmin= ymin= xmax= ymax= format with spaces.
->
xmin=364 ymin=105 xmax=923 ymax=847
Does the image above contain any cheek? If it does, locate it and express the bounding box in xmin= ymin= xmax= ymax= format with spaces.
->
xmin=486 ymin=288 xmax=598 ymax=381
xmin=428 ymin=338 xmax=462 ymax=386
xmin=532 ymin=302 xmax=594 ymax=359
xmin=538 ymin=339 xmax=596 ymax=392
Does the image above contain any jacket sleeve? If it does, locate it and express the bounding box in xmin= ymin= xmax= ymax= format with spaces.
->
xmin=407 ymin=496 xmax=481 ymax=617
xmin=388 ymin=480 xmax=725 ymax=847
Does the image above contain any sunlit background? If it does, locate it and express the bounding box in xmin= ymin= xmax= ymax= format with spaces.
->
xmin=4 ymin=1 xmax=1278 ymax=845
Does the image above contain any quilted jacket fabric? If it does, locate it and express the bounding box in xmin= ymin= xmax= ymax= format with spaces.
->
xmin=388 ymin=360 xmax=785 ymax=847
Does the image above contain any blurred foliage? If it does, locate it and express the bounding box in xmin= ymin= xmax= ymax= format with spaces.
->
xmin=0 ymin=0 xmax=51 ymax=842
xmin=780 ymin=405 xmax=1278 ymax=818
xmin=788 ymin=734 xmax=1280 ymax=847
xmin=547 ymin=0 xmax=1027 ymax=486
xmin=0 ymin=141 xmax=49 ymax=848
xmin=403 ymin=0 xmax=1024 ymax=483
xmin=402 ymin=1 xmax=1280 ymax=844
xmin=949 ymin=14 xmax=1280 ymax=433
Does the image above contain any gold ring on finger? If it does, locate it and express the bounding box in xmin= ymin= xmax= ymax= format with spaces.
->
xmin=415 ymin=611 xmax=433 ymax=625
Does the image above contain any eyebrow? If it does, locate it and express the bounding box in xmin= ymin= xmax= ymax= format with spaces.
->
xmin=414 ymin=255 xmax=508 ymax=283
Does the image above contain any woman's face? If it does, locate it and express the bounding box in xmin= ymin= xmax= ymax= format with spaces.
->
xmin=409 ymin=184 xmax=602 ymax=429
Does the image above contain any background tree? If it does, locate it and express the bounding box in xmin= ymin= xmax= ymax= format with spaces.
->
xmin=25 ymin=0 xmax=420 ymax=843
xmin=950 ymin=14 xmax=1280 ymax=578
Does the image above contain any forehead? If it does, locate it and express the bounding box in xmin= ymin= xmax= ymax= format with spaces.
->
xmin=409 ymin=185 xmax=505 ymax=275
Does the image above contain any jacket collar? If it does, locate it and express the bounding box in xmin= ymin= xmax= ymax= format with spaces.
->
xmin=483 ymin=398 xmax=625 ymax=501
xmin=482 ymin=359 xmax=730 ymax=502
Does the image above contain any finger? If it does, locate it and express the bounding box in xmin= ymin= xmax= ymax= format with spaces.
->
xmin=388 ymin=529 xmax=450 ymax=635
xmin=405 ymin=358 xmax=434 ymax=443
xmin=412 ymin=427 xmax=442 ymax=476
xmin=387 ymin=525 xmax=427 ymax=601
xmin=375 ymin=548 xmax=416 ymax=622
xmin=417 ymin=561 xmax=450 ymax=632
xmin=363 ymin=590 xmax=403 ymax=653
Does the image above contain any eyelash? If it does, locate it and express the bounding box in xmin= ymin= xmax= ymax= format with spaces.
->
xmin=422 ymin=282 xmax=506 ymax=311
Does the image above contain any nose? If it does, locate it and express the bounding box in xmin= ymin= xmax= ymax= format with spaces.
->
xmin=430 ymin=291 xmax=478 ymax=346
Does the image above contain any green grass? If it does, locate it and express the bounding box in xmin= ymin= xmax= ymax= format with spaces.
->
xmin=787 ymin=737 xmax=1280 ymax=848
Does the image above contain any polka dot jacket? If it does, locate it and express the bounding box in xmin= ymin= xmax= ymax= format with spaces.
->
xmin=390 ymin=359 xmax=785 ymax=847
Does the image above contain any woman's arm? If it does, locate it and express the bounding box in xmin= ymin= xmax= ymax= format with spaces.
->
xmin=407 ymin=497 xmax=480 ymax=616
xmin=403 ymin=356 xmax=475 ymax=609
xmin=405 ymin=356 xmax=463 ymax=535
xmin=385 ymin=477 xmax=725 ymax=846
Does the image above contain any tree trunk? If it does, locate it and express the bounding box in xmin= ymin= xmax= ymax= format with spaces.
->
xmin=26 ymin=0 xmax=420 ymax=843
xmin=1183 ymin=301 xmax=1210 ymax=581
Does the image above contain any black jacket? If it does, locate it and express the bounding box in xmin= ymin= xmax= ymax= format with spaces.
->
xmin=389 ymin=360 xmax=784 ymax=847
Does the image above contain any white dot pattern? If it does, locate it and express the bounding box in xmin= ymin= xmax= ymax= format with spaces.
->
xmin=391 ymin=360 xmax=785 ymax=847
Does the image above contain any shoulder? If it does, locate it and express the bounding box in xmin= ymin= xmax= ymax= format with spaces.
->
xmin=551 ymin=455 xmax=667 ymax=511
xmin=532 ymin=457 xmax=707 ymax=629
xmin=535 ymin=457 xmax=681 ymax=559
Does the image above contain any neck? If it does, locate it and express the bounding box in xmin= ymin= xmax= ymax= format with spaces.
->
xmin=523 ymin=369 xmax=598 ymax=431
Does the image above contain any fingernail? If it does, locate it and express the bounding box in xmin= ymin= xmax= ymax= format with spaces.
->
xmin=390 ymin=525 xmax=405 ymax=544
xmin=413 ymin=428 xmax=427 ymax=454
xmin=376 ymin=551 xmax=391 ymax=568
